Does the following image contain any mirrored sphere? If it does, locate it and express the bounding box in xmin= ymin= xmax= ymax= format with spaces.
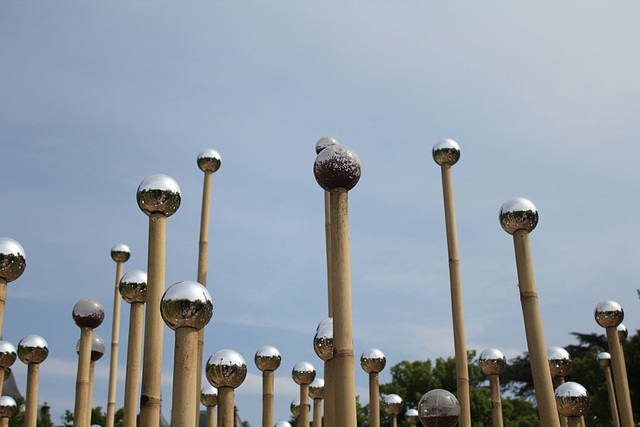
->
xmin=555 ymin=381 xmax=590 ymax=418
xmin=160 ymin=281 xmax=213 ymax=331
xmin=197 ymin=149 xmax=222 ymax=173
xmin=110 ymin=243 xmax=131 ymax=263
xmin=290 ymin=397 xmax=301 ymax=417
xmin=136 ymin=174 xmax=181 ymax=217
xmin=0 ymin=396 xmax=17 ymax=418
xmin=17 ymin=335 xmax=49 ymax=364
xmin=499 ymin=197 xmax=539 ymax=235
xmin=405 ymin=408 xmax=420 ymax=425
xmin=617 ymin=323 xmax=628 ymax=342
xmin=200 ymin=384 xmax=218 ymax=407
xmin=76 ymin=334 xmax=106 ymax=361
xmin=594 ymin=300 xmax=624 ymax=328
xmin=313 ymin=323 xmax=334 ymax=362
xmin=597 ymin=352 xmax=611 ymax=367
xmin=0 ymin=341 xmax=17 ymax=370
xmin=3 ymin=367 xmax=10 ymax=382
xmin=315 ymin=136 xmax=340 ymax=154
xmin=383 ymin=394 xmax=403 ymax=416
xmin=316 ymin=317 xmax=332 ymax=332
xmin=255 ymin=345 xmax=282 ymax=372
xmin=432 ymin=138 xmax=461 ymax=166
xmin=72 ymin=298 xmax=105 ymax=329
xmin=314 ymin=145 xmax=361 ymax=191
xmin=547 ymin=346 xmax=572 ymax=378
xmin=309 ymin=378 xmax=325 ymax=400
xmin=418 ymin=389 xmax=460 ymax=427
xmin=360 ymin=348 xmax=386 ymax=374
xmin=292 ymin=361 xmax=316 ymax=385
xmin=275 ymin=421 xmax=292 ymax=427
xmin=206 ymin=349 xmax=247 ymax=389
xmin=478 ymin=348 xmax=506 ymax=376
xmin=119 ymin=270 xmax=148 ymax=304
xmin=0 ymin=237 xmax=26 ymax=283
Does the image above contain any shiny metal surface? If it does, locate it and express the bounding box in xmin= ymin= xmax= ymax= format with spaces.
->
xmin=160 ymin=280 xmax=213 ymax=331
xmin=0 ymin=396 xmax=16 ymax=418
xmin=478 ymin=348 xmax=506 ymax=376
xmin=200 ymin=384 xmax=218 ymax=407
xmin=547 ymin=346 xmax=572 ymax=378
xmin=254 ymin=345 xmax=282 ymax=372
xmin=383 ymin=394 xmax=403 ymax=416
xmin=197 ymin=149 xmax=222 ymax=173
xmin=0 ymin=341 xmax=16 ymax=369
xmin=418 ymin=389 xmax=460 ymax=427
xmin=72 ymin=298 xmax=105 ymax=329
xmin=432 ymin=139 xmax=460 ymax=166
xmin=360 ymin=348 xmax=386 ymax=374
xmin=499 ymin=197 xmax=539 ymax=235
xmin=314 ymin=144 xmax=361 ymax=191
xmin=76 ymin=334 xmax=106 ymax=361
xmin=275 ymin=421 xmax=292 ymax=427
xmin=17 ymin=335 xmax=49 ymax=365
xmin=136 ymin=174 xmax=181 ymax=217
xmin=597 ymin=352 xmax=611 ymax=367
xmin=292 ymin=361 xmax=316 ymax=385
xmin=555 ymin=381 xmax=590 ymax=418
xmin=205 ymin=349 xmax=247 ymax=389
xmin=405 ymin=408 xmax=420 ymax=424
xmin=3 ymin=367 xmax=10 ymax=382
xmin=0 ymin=237 xmax=26 ymax=282
xmin=315 ymin=136 xmax=340 ymax=154
xmin=110 ymin=243 xmax=131 ymax=263
xmin=290 ymin=397 xmax=301 ymax=417
xmin=309 ymin=378 xmax=325 ymax=400
xmin=119 ymin=270 xmax=148 ymax=304
xmin=316 ymin=317 xmax=332 ymax=332
xmin=313 ymin=322 xmax=334 ymax=361
xmin=617 ymin=323 xmax=628 ymax=342
xmin=594 ymin=300 xmax=624 ymax=328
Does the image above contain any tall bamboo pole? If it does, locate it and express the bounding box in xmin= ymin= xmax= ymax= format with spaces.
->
xmin=479 ymin=348 xmax=506 ymax=427
xmin=309 ymin=378 xmax=325 ymax=427
xmin=206 ymin=349 xmax=247 ymax=427
xmin=84 ymin=335 xmax=105 ymax=427
xmin=360 ymin=348 xmax=386 ymax=427
xmin=201 ymin=384 xmax=218 ymax=427
xmin=255 ymin=345 xmax=281 ymax=427
xmin=293 ymin=362 xmax=316 ymax=427
xmin=598 ymin=352 xmax=621 ymax=427
xmin=17 ymin=335 xmax=48 ymax=427
xmin=549 ymin=346 xmax=572 ymax=427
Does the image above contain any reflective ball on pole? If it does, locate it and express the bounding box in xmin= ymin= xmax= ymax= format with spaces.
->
xmin=17 ymin=335 xmax=49 ymax=365
xmin=110 ymin=244 xmax=131 ymax=263
xmin=555 ymin=381 xmax=590 ymax=418
xmin=499 ymin=197 xmax=539 ymax=235
xmin=432 ymin=138 xmax=460 ymax=166
xmin=360 ymin=348 xmax=386 ymax=374
xmin=547 ymin=346 xmax=571 ymax=378
xmin=119 ymin=270 xmax=147 ymax=304
xmin=160 ymin=280 xmax=213 ymax=331
xmin=197 ymin=149 xmax=222 ymax=173
xmin=136 ymin=174 xmax=181 ymax=217
xmin=594 ymin=300 xmax=624 ymax=328
xmin=315 ymin=136 xmax=340 ymax=154
xmin=72 ymin=298 xmax=105 ymax=329
xmin=0 ymin=341 xmax=17 ymax=370
xmin=206 ymin=349 xmax=247 ymax=389
xmin=0 ymin=237 xmax=26 ymax=283
xmin=255 ymin=345 xmax=282 ymax=372
xmin=292 ymin=361 xmax=316 ymax=385
xmin=418 ymin=389 xmax=460 ymax=427
xmin=200 ymin=384 xmax=218 ymax=407
xmin=313 ymin=145 xmax=362 ymax=191
xmin=478 ymin=348 xmax=506 ymax=376
xmin=383 ymin=394 xmax=403 ymax=416
xmin=309 ymin=378 xmax=325 ymax=400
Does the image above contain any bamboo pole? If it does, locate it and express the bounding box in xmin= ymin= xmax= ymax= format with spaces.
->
xmin=553 ymin=376 xmax=569 ymax=427
xmin=606 ymin=326 xmax=634 ymax=426
xmin=122 ymin=301 xmax=144 ymax=427
xmin=300 ymin=384 xmax=311 ymax=427
xmin=263 ymin=370 xmax=275 ymax=427
xmin=87 ymin=360 xmax=96 ymax=426
xmin=0 ymin=280 xmax=6 ymax=339
xmin=598 ymin=352 xmax=621 ymax=427
xmin=74 ymin=327 xmax=93 ymax=427
xmin=171 ymin=327 xmax=199 ymax=427
xmin=313 ymin=396 xmax=323 ymax=427
xmin=24 ymin=363 xmax=40 ymax=427
xmin=207 ymin=406 xmax=217 ymax=427
xmin=201 ymin=384 xmax=218 ymax=427
xmin=369 ymin=372 xmax=380 ymax=427
xmin=0 ymin=237 xmax=27 ymax=338
xmin=217 ymin=387 xmax=234 ymax=427
xmin=488 ymin=375 xmax=503 ymax=427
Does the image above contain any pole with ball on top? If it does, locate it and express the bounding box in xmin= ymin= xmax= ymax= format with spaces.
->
xmin=255 ymin=345 xmax=282 ymax=427
xmin=360 ymin=348 xmax=386 ymax=427
xmin=206 ymin=349 xmax=247 ymax=427
xmin=18 ymin=335 xmax=49 ymax=427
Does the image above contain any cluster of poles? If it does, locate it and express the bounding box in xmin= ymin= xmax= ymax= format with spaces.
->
xmin=0 ymin=138 xmax=634 ymax=427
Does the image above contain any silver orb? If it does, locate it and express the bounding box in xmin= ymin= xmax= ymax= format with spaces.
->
xmin=292 ymin=361 xmax=316 ymax=385
xmin=315 ymin=136 xmax=340 ymax=154
xmin=160 ymin=280 xmax=213 ymax=331
xmin=383 ymin=394 xmax=404 ymax=416
xmin=617 ymin=323 xmax=628 ymax=342
xmin=313 ymin=145 xmax=361 ymax=191
xmin=290 ymin=397 xmax=301 ymax=417
xmin=136 ymin=174 xmax=181 ymax=217
xmin=0 ymin=237 xmax=26 ymax=283
xmin=76 ymin=334 xmax=106 ymax=362
xmin=72 ymin=298 xmax=105 ymax=329
xmin=0 ymin=396 xmax=17 ymax=418
xmin=200 ymin=384 xmax=218 ymax=407
xmin=360 ymin=348 xmax=386 ymax=374
xmin=432 ymin=139 xmax=460 ymax=166
xmin=418 ymin=389 xmax=460 ymax=427
xmin=0 ymin=341 xmax=17 ymax=369
xmin=119 ymin=270 xmax=147 ymax=304
xmin=3 ymin=367 xmax=10 ymax=382
xmin=499 ymin=197 xmax=539 ymax=235
xmin=313 ymin=321 xmax=334 ymax=362
xmin=206 ymin=349 xmax=247 ymax=389
xmin=405 ymin=408 xmax=420 ymax=425
xmin=316 ymin=317 xmax=332 ymax=332
xmin=275 ymin=421 xmax=292 ymax=427
xmin=594 ymin=300 xmax=624 ymax=328
xmin=547 ymin=346 xmax=572 ymax=378
xmin=309 ymin=378 xmax=325 ymax=400
xmin=110 ymin=243 xmax=131 ymax=263
xmin=17 ymin=335 xmax=49 ymax=365
xmin=197 ymin=149 xmax=222 ymax=173
xmin=555 ymin=381 xmax=590 ymax=418
xmin=478 ymin=348 xmax=506 ymax=376
xmin=597 ymin=352 xmax=611 ymax=368
xmin=255 ymin=345 xmax=282 ymax=372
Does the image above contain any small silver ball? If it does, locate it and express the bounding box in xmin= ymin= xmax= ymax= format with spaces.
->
xmin=418 ymin=389 xmax=460 ymax=427
xmin=197 ymin=149 xmax=222 ymax=173
xmin=0 ymin=237 xmax=26 ymax=283
xmin=594 ymin=300 xmax=624 ymax=328
xmin=309 ymin=378 xmax=325 ymax=400
xmin=72 ymin=298 xmax=105 ymax=329
xmin=547 ymin=346 xmax=572 ymax=378
xmin=200 ymin=384 xmax=218 ymax=407
xmin=110 ymin=244 xmax=131 ymax=263
xmin=160 ymin=281 xmax=213 ymax=331
xmin=617 ymin=323 xmax=628 ymax=342
xmin=315 ymin=136 xmax=340 ymax=154
xmin=313 ymin=321 xmax=334 ymax=362
xmin=478 ymin=348 xmax=506 ymax=376
xmin=254 ymin=345 xmax=282 ymax=372
xmin=76 ymin=334 xmax=106 ymax=361
xmin=555 ymin=381 xmax=590 ymax=418
xmin=597 ymin=352 xmax=611 ymax=367
xmin=405 ymin=408 xmax=420 ymax=425
xmin=314 ymin=145 xmax=361 ymax=191
xmin=0 ymin=341 xmax=17 ymax=370
xmin=316 ymin=317 xmax=332 ymax=332
xmin=119 ymin=270 xmax=147 ymax=304
xmin=206 ymin=349 xmax=247 ymax=389
xmin=292 ymin=361 xmax=316 ymax=385
xmin=275 ymin=421 xmax=292 ymax=427
xmin=499 ymin=197 xmax=539 ymax=234
xmin=383 ymin=394 xmax=403 ymax=416
xmin=17 ymin=335 xmax=49 ymax=365
xmin=290 ymin=397 xmax=301 ymax=417
xmin=432 ymin=139 xmax=460 ymax=166
xmin=136 ymin=174 xmax=181 ymax=217
xmin=0 ymin=396 xmax=17 ymax=418
xmin=360 ymin=348 xmax=386 ymax=374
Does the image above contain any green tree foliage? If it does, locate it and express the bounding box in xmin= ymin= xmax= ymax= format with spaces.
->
xmin=8 ymin=398 xmax=54 ymax=427
xmin=62 ymin=406 xmax=123 ymax=427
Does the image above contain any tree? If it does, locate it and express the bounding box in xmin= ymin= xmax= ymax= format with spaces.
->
xmin=8 ymin=398 xmax=54 ymax=427
xmin=62 ymin=406 xmax=123 ymax=427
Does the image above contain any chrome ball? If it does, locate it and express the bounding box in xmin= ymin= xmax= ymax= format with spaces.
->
xmin=547 ymin=346 xmax=572 ymax=378
xmin=200 ymin=384 xmax=218 ymax=407
xmin=555 ymin=381 xmax=590 ymax=418
xmin=315 ymin=136 xmax=340 ymax=154
xmin=136 ymin=174 xmax=181 ymax=217
xmin=206 ymin=349 xmax=247 ymax=389
xmin=432 ymin=139 xmax=460 ymax=166
xmin=309 ymin=378 xmax=325 ymax=400
xmin=119 ymin=270 xmax=147 ymax=304
xmin=0 ymin=237 xmax=26 ymax=283
xmin=290 ymin=397 xmax=301 ymax=417
xmin=418 ymin=389 xmax=460 ymax=427
xmin=597 ymin=352 xmax=611 ymax=368
xmin=72 ymin=298 xmax=105 ymax=329
xmin=110 ymin=243 xmax=131 ymax=263
xmin=3 ymin=367 xmax=10 ymax=382
xmin=197 ymin=149 xmax=222 ymax=173
xmin=316 ymin=317 xmax=332 ymax=332
xmin=292 ymin=361 xmax=316 ymax=385
xmin=254 ymin=345 xmax=282 ymax=372
xmin=275 ymin=421 xmax=292 ymax=427
xmin=360 ymin=348 xmax=386 ymax=374
xmin=499 ymin=197 xmax=539 ymax=235
xmin=76 ymin=334 xmax=106 ymax=361
xmin=313 ymin=145 xmax=361 ymax=191
xmin=383 ymin=394 xmax=403 ymax=416
xmin=405 ymin=408 xmax=420 ymax=425
xmin=17 ymin=335 xmax=49 ymax=365
xmin=594 ymin=300 xmax=624 ymax=328
xmin=313 ymin=321 xmax=334 ymax=362
xmin=0 ymin=396 xmax=16 ymax=418
xmin=617 ymin=323 xmax=628 ymax=342
xmin=0 ymin=341 xmax=17 ymax=369
xmin=160 ymin=280 xmax=213 ymax=331
xmin=478 ymin=348 xmax=506 ymax=376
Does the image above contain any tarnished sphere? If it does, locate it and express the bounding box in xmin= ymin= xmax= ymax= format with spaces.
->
xmin=110 ymin=243 xmax=131 ymax=263
xmin=309 ymin=378 xmax=325 ymax=400
xmin=548 ymin=346 xmax=572 ymax=378
xmin=17 ymin=335 xmax=49 ymax=365
xmin=292 ymin=361 xmax=316 ymax=385
xmin=76 ymin=334 xmax=106 ymax=362
xmin=315 ymin=136 xmax=340 ymax=154
xmin=206 ymin=349 xmax=247 ymax=389
xmin=499 ymin=197 xmax=539 ymax=235
xmin=255 ymin=345 xmax=282 ymax=372
xmin=290 ymin=397 xmax=301 ymax=417
xmin=0 ymin=341 xmax=17 ymax=369
xmin=597 ymin=352 xmax=611 ymax=368
xmin=360 ymin=348 xmax=386 ymax=374
xmin=0 ymin=396 xmax=17 ymax=418
xmin=313 ymin=321 xmax=334 ymax=362
xmin=0 ymin=237 xmax=26 ymax=283
xmin=405 ymin=408 xmax=420 ymax=425
xmin=119 ymin=270 xmax=147 ymax=304
xmin=555 ymin=381 xmax=590 ymax=418
xmin=418 ymin=389 xmax=460 ymax=427
xmin=594 ymin=300 xmax=624 ymax=328
xmin=617 ymin=323 xmax=628 ymax=342
xmin=314 ymin=144 xmax=361 ymax=191
xmin=136 ymin=174 xmax=181 ymax=217
xmin=478 ymin=348 xmax=506 ymax=376
xmin=383 ymin=394 xmax=404 ymax=416
xmin=432 ymin=139 xmax=460 ymax=166
xmin=72 ymin=298 xmax=105 ymax=329
xmin=197 ymin=149 xmax=222 ymax=173
xmin=160 ymin=280 xmax=213 ymax=331
xmin=200 ymin=384 xmax=218 ymax=407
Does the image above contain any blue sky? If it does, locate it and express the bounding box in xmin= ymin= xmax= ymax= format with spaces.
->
xmin=2 ymin=1 xmax=640 ymax=425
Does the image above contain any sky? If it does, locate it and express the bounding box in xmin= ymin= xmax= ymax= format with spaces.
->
xmin=2 ymin=1 xmax=640 ymax=425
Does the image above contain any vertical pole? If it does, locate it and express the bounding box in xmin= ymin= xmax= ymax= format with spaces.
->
xmin=606 ymin=327 xmax=634 ymax=426
xmin=87 ymin=361 xmax=96 ymax=426
xmin=217 ymin=387 xmax=235 ymax=427
xmin=172 ymin=327 xmax=198 ymax=427
xmin=106 ymin=259 xmax=125 ymax=427
xmin=603 ymin=364 xmax=621 ymax=427
xmin=299 ymin=384 xmax=311 ymax=427
xmin=74 ymin=327 xmax=93 ymax=427
xmin=488 ymin=375 xmax=503 ymax=427
xmin=313 ymin=398 xmax=323 ymax=427
xmin=24 ymin=363 xmax=40 ymax=427
xmin=369 ymin=372 xmax=380 ymax=427
xmin=207 ymin=406 xmax=217 ymax=427
xmin=323 ymin=190 xmax=336 ymax=427
xmin=122 ymin=302 xmax=144 ymax=427
xmin=263 ymin=370 xmax=274 ymax=427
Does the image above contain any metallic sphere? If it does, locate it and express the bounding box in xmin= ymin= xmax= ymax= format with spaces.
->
xmin=315 ymin=136 xmax=340 ymax=154
xmin=313 ymin=321 xmax=334 ymax=362
xmin=597 ymin=352 xmax=611 ymax=368
xmin=0 ymin=237 xmax=26 ymax=283
xmin=313 ymin=144 xmax=361 ymax=191
xmin=547 ymin=346 xmax=572 ymax=378
xmin=555 ymin=381 xmax=590 ymax=418
xmin=119 ymin=270 xmax=148 ymax=304
xmin=0 ymin=341 xmax=17 ymax=370
xmin=275 ymin=421 xmax=292 ymax=427
xmin=110 ymin=243 xmax=131 ymax=263
xmin=594 ymin=300 xmax=624 ymax=328
xmin=0 ymin=396 xmax=17 ymax=418
xmin=478 ymin=348 xmax=506 ymax=376
xmin=290 ymin=397 xmax=301 ymax=417
xmin=17 ymin=335 xmax=49 ymax=365
xmin=206 ymin=349 xmax=247 ymax=389
xmin=197 ymin=149 xmax=222 ymax=173
xmin=309 ymin=378 xmax=325 ymax=400
xmin=136 ymin=174 xmax=181 ymax=217
xmin=418 ymin=389 xmax=460 ymax=427
xmin=292 ymin=361 xmax=316 ymax=385
xmin=72 ymin=298 xmax=105 ymax=329
xmin=617 ymin=323 xmax=628 ymax=342
xmin=76 ymin=334 xmax=106 ymax=361
xmin=360 ymin=348 xmax=386 ymax=374
xmin=316 ymin=317 xmax=332 ymax=332
xmin=432 ymin=139 xmax=461 ymax=166
xmin=405 ymin=408 xmax=420 ymax=425
xmin=383 ymin=394 xmax=404 ymax=416
xmin=254 ymin=345 xmax=282 ymax=372
xmin=499 ymin=197 xmax=539 ymax=234
xmin=160 ymin=280 xmax=213 ymax=331
xmin=200 ymin=384 xmax=218 ymax=407
xmin=3 ymin=367 xmax=10 ymax=382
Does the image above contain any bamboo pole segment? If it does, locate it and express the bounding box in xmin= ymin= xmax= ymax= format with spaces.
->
xmin=206 ymin=349 xmax=247 ymax=427
xmin=405 ymin=409 xmax=420 ymax=427
xmin=548 ymin=346 xmax=572 ymax=427
xmin=80 ymin=334 xmax=106 ymax=427
xmin=0 ymin=396 xmax=17 ymax=427
xmin=383 ymin=394 xmax=403 ymax=427
xmin=432 ymin=139 xmax=471 ymax=427
xmin=255 ymin=345 xmax=282 ymax=427
xmin=0 ymin=341 xmax=17 ymax=402
xmin=201 ymin=384 xmax=218 ymax=427
xmin=0 ymin=237 xmax=27 ymax=338
xmin=479 ymin=349 xmax=506 ymax=427
xmin=293 ymin=362 xmax=316 ymax=427
xmin=17 ymin=335 xmax=49 ymax=427
xmin=309 ymin=378 xmax=325 ymax=427
xmin=314 ymin=318 xmax=334 ymax=427
xmin=218 ymin=388 xmax=235 ymax=427
xmin=598 ymin=352 xmax=621 ymax=427
xmin=360 ymin=348 xmax=386 ymax=427
xmin=555 ymin=382 xmax=590 ymax=427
